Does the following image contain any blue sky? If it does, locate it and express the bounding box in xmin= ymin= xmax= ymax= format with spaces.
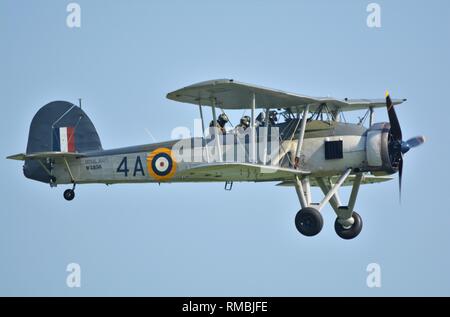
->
xmin=1 ymin=0 xmax=449 ymax=296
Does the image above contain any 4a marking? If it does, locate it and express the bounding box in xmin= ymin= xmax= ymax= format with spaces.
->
xmin=116 ymin=156 xmax=145 ymax=177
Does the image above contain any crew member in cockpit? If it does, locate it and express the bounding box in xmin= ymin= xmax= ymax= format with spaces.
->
xmin=209 ymin=113 xmax=229 ymax=134
xmin=234 ymin=115 xmax=250 ymax=134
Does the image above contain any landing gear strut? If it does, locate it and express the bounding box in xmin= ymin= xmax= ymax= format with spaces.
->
xmin=293 ymin=176 xmax=323 ymax=237
xmin=293 ymin=170 xmax=365 ymax=239
xmin=63 ymin=183 xmax=76 ymax=201
xmin=62 ymin=157 xmax=77 ymax=201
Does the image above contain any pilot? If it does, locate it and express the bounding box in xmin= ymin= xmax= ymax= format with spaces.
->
xmin=234 ymin=115 xmax=250 ymax=134
xmin=268 ymin=110 xmax=278 ymax=125
xmin=209 ymin=113 xmax=229 ymax=134
xmin=255 ymin=112 xmax=265 ymax=127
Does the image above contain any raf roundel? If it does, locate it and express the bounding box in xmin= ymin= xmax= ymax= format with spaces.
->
xmin=147 ymin=148 xmax=177 ymax=181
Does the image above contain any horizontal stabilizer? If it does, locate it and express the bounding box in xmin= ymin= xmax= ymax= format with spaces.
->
xmin=7 ymin=151 xmax=85 ymax=161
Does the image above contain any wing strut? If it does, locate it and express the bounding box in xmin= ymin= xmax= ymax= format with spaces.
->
xmin=198 ymin=102 xmax=210 ymax=163
xmin=262 ymin=107 xmax=271 ymax=165
xmin=250 ymin=92 xmax=256 ymax=163
xmin=369 ymin=106 xmax=375 ymax=127
xmin=211 ymin=97 xmax=223 ymax=162
xmin=294 ymin=105 xmax=310 ymax=168
xmin=198 ymin=103 xmax=206 ymax=134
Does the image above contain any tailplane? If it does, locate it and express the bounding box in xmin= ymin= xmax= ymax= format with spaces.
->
xmin=11 ymin=101 xmax=102 ymax=183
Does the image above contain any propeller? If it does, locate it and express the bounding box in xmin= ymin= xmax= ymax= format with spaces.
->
xmin=385 ymin=92 xmax=426 ymax=200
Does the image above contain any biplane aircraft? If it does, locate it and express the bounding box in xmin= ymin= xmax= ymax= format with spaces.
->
xmin=7 ymin=79 xmax=425 ymax=239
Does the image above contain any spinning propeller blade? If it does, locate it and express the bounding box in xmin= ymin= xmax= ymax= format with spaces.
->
xmin=386 ymin=91 xmax=402 ymax=141
xmin=385 ymin=92 xmax=425 ymax=201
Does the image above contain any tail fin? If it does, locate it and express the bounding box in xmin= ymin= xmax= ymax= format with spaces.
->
xmin=26 ymin=101 xmax=102 ymax=154
xmin=24 ymin=101 xmax=102 ymax=183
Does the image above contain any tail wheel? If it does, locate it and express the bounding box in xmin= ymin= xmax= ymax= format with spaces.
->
xmin=334 ymin=211 xmax=363 ymax=240
xmin=63 ymin=189 xmax=75 ymax=201
xmin=295 ymin=207 xmax=323 ymax=237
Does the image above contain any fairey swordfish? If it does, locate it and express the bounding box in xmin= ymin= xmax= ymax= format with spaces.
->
xmin=7 ymin=79 xmax=425 ymax=239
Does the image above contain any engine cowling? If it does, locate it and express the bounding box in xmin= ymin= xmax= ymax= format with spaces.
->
xmin=365 ymin=122 xmax=399 ymax=175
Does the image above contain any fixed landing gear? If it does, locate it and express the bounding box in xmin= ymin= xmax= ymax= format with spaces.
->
xmin=63 ymin=183 xmax=76 ymax=201
xmin=334 ymin=211 xmax=363 ymax=240
xmin=293 ymin=172 xmax=364 ymax=239
xmin=295 ymin=207 xmax=323 ymax=236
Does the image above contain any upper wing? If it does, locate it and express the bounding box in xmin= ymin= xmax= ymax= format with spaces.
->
xmin=176 ymin=162 xmax=310 ymax=182
xmin=166 ymin=79 xmax=406 ymax=113
xmin=7 ymin=151 xmax=85 ymax=161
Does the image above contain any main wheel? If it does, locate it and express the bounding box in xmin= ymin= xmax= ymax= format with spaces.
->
xmin=63 ymin=189 xmax=75 ymax=201
xmin=295 ymin=207 xmax=323 ymax=237
xmin=334 ymin=211 xmax=363 ymax=240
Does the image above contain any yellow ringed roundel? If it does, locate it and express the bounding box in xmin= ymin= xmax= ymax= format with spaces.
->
xmin=146 ymin=148 xmax=177 ymax=181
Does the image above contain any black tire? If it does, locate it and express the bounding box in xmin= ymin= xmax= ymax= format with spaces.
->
xmin=63 ymin=189 xmax=75 ymax=201
xmin=295 ymin=207 xmax=323 ymax=237
xmin=334 ymin=211 xmax=363 ymax=240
